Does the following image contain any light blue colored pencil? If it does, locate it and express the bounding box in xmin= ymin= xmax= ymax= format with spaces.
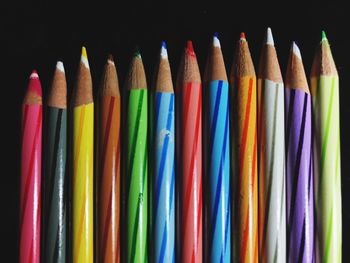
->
xmin=154 ymin=41 xmax=175 ymax=263
xmin=204 ymin=33 xmax=231 ymax=263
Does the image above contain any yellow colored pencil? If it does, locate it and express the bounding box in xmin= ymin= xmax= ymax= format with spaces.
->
xmin=72 ymin=47 xmax=94 ymax=263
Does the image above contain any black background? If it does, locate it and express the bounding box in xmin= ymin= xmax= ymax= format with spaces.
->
xmin=2 ymin=0 xmax=350 ymax=261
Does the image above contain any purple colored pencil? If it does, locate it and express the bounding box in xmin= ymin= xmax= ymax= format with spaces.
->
xmin=285 ymin=42 xmax=315 ymax=262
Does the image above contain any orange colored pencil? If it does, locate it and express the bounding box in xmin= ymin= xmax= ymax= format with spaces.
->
xmin=230 ymin=33 xmax=258 ymax=263
xmin=98 ymin=55 xmax=121 ymax=263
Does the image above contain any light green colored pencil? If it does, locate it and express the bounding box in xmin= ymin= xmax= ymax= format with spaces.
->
xmin=126 ymin=50 xmax=148 ymax=263
xmin=311 ymin=31 xmax=342 ymax=263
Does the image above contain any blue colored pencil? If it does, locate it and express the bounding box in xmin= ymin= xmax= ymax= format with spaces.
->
xmin=154 ymin=41 xmax=175 ymax=263
xmin=204 ymin=33 xmax=231 ymax=263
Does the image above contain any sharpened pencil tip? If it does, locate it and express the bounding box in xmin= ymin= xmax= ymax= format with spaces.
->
xmin=291 ymin=41 xmax=302 ymax=59
xmin=81 ymin=46 xmax=87 ymax=59
xmin=81 ymin=46 xmax=90 ymax=69
xmin=214 ymin=32 xmax=219 ymax=38
xmin=213 ymin=33 xmax=221 ymax=48
xmin=107 ymin=54 xmax=115 ymax=65
xmin=161 ymin=40 xmax=167 ymax=49
xmin=30 ymin=70 xmax=38 ymax=78
xmin=240 ymin=32 xmax=246 ymax=40
xmin=28 ymin=70 xmax=42 ymax=96
xmin=56 ymin=61 xmax=65 ymax=73
xmin=160 ymin=41 xmax=168 ymax=59
xmin=266 ymin=27 xmax=274 ymax=45
xmin=321 ymin=30 xmax=327 ymax=41
xmin=187 ymin=40 xmax=194 ymax=52
xmin=134 ymin=47 xmax=141 ymax=58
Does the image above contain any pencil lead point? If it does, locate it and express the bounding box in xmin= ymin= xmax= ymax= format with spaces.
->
xmin=134 ymin=46 xmax=141 ymax=58
xmin=161 ymin=40 xmax=167 ymax=49
xmin=266 ymin=27 xmax=274 ymax=45
xmin=321 ymin=30 xmax=328 ymax=41
xmin=187 ymin=40 xmax=194 ymax=52
xmin=213 ymin=33 xmax=221 ymax=48
xmin=107 ymin=54 xmax=115 ymax=65
xmin=160 ymin=41 xmax=168 ymax=59
xmin=240 ymin=32 xmax=246 ymax=40
xmin=291 ymin=41 xmax=302 ymax=59
xmin=28 ymin=70 xmax=42 ymax=96
xmin=30 ymin=70 xmax=39 ymax=78
xmin=81 ymin=46 xmax=90 ymax=69
xmin=56 ymin=61 xmax=65 ymax=73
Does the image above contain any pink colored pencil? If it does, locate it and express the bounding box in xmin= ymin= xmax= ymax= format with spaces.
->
xmin=20 ymin=70 xmax=42 ymax=263
xmin=176 ymin=41 xmax=203 ymax=263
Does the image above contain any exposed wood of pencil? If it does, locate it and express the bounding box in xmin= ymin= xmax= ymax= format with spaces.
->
xmin=24 ymin=74 xmax=42 ymax=105
xmin=258 ymin=36 xmax=283 ymax=82
xmin=48 ymin=62 xmax=67 ymax=108
xmin=100 ymin=55 xmax=120 ymax=97
xmin=285 ymin=44 xmax=309 ymax=93
xmin=73 ymin=51 xmax=93 ymax=106
xmin=127 ymin=52 xmax=147 ymax=90
xmin=155 ymin=51 xmax=173 ymax=92
xmin=204 ymin=37 xmax=228 ymax=82
xmin=176 ymin=43 xmax=201 ymax=86
xmin=230 ymin=38 xmax=255 ymax=81
xmin=311 ymin=38 xmax=337 ymax=77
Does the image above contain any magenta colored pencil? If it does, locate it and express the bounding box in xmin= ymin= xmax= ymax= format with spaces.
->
xmin=20 ymin=71 xmax=42 ymax=263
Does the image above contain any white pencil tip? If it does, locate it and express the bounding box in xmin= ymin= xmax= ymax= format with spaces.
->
xmin=291 ymin=41 xmax=302 ymax=59
xmin=213 ymin=33 xmax=221 ymax=48
xmin=56 ymin=61 xmax=65 ymax=73
xmin=160 ymin=41 xmax=168 ymax=59
xmin=266 ymin=27 xmax=274 ymax=45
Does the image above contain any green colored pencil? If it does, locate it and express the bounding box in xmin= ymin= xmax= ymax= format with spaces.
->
xmin=311 ymin=31 xmax=342 ymax=263
xmin=126 ymin=50 xmax=148 ymax=263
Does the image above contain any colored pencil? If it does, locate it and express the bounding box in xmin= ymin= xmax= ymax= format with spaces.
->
xmin=154 ymin=41 xmax=175 ymax=263
xmin=176 ymin=40 xmax=203 ymax=263
xmin=230 ymin=33 xmax=258 ymax=263
xmin=257 ymin=28 xmax=286 ymax=263
xmin=44 ymin=62 xmax=67 ymax=263
xmin=98 ymin=55 xmax=121 ymax=263
xmin=72 ymin=47 xmax=94 ymax=263
xmin=126 ymin=50 xmax=148 ymax=263
xmin=20 ymin=70 xmax=42 ymax=263
xmin=204 ymin=33 xmax=231 ymax=263
xmin=285 ymin=42 xmax=314 ymax=262
xmin=311 ymin=32 xmax=342 ymax=262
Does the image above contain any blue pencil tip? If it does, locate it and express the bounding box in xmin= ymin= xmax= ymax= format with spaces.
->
xmin=214 ymin=32 xmax=219 ymax=38
xmin=161 ymin=40 xmax=167 ymax=49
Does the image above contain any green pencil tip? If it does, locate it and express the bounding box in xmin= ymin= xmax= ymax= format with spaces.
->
xmin=321 ymin=30 xmax=327 ymax=41
xmin=134 ymin=47 xmax=141 ymax=58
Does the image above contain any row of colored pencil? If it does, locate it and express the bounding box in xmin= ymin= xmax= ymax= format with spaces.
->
xmin=20 ymin=28 xmax=341 ymax=263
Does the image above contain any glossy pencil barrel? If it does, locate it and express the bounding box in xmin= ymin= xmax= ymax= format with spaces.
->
xmin=181 ymin=80 xmax=202 ymax=263
xmin=72 ymin=103 xmax=94 ymax=262
xmin=44 ymin=106 xmax=67 ymax=263
xmin=208 ymin=80 xmax=231 ymax=263
xmin=312 ymin=76 xmax=341 ymax=262
xmin=285 ymin=88 xmax=314 ymax=262
xmin=154 ymin=91 xmax=175 ymax=263
xmin=20 ymin=72 xmax=42 ymax=263
xmin=98 ymin=95 xmax=120 ymax=263
xmin=311 ymin=35 xmax=342 ymax=263
xmin=230 ymin=35 xmax=258 ymax=263
xmin=258 ymin=80 xmax=286 ymax=263
xmin=127 ymin=88 xmax=148 ymax=263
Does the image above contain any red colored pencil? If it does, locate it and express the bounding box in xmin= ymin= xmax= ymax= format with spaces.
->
xmin=20 ymin=71 xmax=42 ymax=263
xmin=176 ymin=41 xmax=203 ymax=263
